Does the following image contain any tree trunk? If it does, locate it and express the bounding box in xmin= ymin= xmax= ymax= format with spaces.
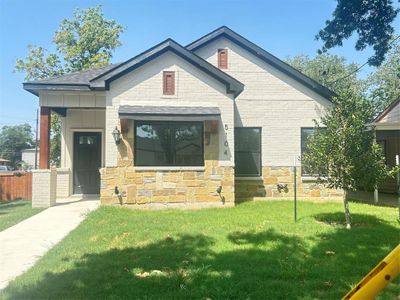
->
xmin=343 ymin=189 xmax=351 ymax=229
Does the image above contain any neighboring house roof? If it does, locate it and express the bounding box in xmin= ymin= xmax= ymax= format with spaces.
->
xmin=186 ymin=26 xmax=335 ymax=100
xmin=21 ymin=148 xmax=39 ymax=153
xmin=24 ymin=39 xmax=244 ymax=97
xmin=373 ymin=97 xmax=400 ymax=124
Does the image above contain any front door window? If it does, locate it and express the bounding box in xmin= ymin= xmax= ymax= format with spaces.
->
xmin=73 ymin=132 xmax=101 ymax=194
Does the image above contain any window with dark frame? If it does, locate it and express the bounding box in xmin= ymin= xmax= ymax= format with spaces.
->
xmin=218 ymin=49 xmax=228 ymax=69
xmin=234 ymin=127 xmax=262 ymax=177
xmin=301 ymin=127 xmax=315 ymax=176
xmin=135 ymin=121 xmax=204 ymax=166
xmin=163 ymin=71 xmax=175 ymax=95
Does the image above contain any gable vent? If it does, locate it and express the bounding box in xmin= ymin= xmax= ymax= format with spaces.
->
xmin=218 ymin=49 xmax=228 ymax=69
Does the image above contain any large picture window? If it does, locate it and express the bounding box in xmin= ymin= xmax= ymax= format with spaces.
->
xmin=135 ymin=121 xmax=204 ymax=166
xmin=301 ymin=127 xmax=315 ymax=176
xmin=234 ymin=127 xmax=262 ymax=177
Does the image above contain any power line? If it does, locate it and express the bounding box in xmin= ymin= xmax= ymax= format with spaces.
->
xmin=327 ymin=35 xmax=400 ymax=85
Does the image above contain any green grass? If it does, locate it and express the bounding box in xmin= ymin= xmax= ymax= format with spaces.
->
xmin=0 ymin=200 xmax=44 ymax=231
xmin=1 ymin=201 xmax=399 ymax=299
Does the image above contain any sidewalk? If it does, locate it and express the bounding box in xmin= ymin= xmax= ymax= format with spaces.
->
xmin=0 ymin=197 xmax=99 ymax=290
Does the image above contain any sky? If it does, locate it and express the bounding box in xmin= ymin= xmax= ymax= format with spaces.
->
xmin=0 ymin=0 xmax=399 ymax=129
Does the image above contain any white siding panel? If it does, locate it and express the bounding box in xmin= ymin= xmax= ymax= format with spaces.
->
xmin=39 ymin=91 xmax=106 ymax=108
xmin=79 ymin=94 xmax=96 ymax=107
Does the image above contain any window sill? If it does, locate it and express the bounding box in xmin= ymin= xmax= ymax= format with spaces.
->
xmin=161 ymin=95 xmax=178 ymax=99
xmin=134 ymin=166 xmax=205 ymax=172
xmin=235 ymin=176 xmax=263 ymax=181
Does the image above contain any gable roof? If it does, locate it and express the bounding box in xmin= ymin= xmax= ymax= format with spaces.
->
xmin=374 ymin=97 xmax=400 ymax=124
xmin=186 ymin=26 xmax=335 ymax=100
xmin=90 ymin=39 xmax=244 ymax=96
xmin=24 ymin=39 xmax=244 ymax=97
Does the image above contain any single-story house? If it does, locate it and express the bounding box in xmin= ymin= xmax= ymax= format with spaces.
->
xmin=373 ymin=97 xmax=400 ymax=194
xmin=0 ymin=158 xmax=11 ymax=166
xmin=24 ymin=26 xmax=343 ymax=207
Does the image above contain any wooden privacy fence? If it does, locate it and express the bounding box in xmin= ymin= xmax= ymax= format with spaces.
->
xmin=0 ymin=172 xmax=32 ymax=201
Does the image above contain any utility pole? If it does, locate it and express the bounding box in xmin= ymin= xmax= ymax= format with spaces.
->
xmin=34 ymin=108 xmax=38 ymax=169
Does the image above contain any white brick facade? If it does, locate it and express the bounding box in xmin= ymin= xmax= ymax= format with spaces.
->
xmin=105 ymin=52 xmax=235 ymax=167
xmin=194 ymin=37 xmax=331 ymax=166
xmin=32 ymin=168 xmax=57 ymax=207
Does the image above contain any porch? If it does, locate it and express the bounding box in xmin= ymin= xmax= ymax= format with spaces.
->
xmin=32 ymin=92 xmax=106 ymax=207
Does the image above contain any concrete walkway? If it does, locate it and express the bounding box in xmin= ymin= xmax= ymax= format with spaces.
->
xmin=0 ymin=197 xmax=99 ymax=290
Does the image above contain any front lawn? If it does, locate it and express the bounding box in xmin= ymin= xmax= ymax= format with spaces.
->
xmin=1 ymin=201 xmax=398 ymax=299
xmin=0 ymin=200 xmax=44 ymax=231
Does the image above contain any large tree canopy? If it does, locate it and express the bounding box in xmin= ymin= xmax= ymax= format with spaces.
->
xmin=15 ymin=5 xmax=125 ymax=81
xmin=0 ymin=124 xmax=34 ymax=167
xmin=15 ymin=5 xmax=124 ymax=167
xmin=285 ymin=53 xmax=365 ymax=94
xmin=316 ymin=0 xmax=399 ymax=66
xmin=367 ymin=41 xmax=400 ymax=111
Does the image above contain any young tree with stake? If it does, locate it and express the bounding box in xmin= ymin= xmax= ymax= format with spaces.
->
xmin=302 ymin=90 xmax=388 ymax=229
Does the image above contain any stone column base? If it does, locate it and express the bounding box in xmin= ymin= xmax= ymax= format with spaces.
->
xmin=32 ymin=168 xmax=57 ymax=208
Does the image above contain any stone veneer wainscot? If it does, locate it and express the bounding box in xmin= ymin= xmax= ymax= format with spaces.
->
xmin=100 ymin=120 xmax=234 ymax=205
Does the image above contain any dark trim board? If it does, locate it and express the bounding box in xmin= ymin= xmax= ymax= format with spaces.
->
xmin=23 ymin=83 xmax=92 ymax=96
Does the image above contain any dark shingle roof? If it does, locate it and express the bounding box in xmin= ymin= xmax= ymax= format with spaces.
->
xmin=119 ymin=105 xmax=221 ymax=116
xmin=25 ymin=63 xmax=121 ymax=85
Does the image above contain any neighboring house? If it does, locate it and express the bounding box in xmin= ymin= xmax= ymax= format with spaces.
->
xmin=372 ymin=97 xmax=400 ymax=194
xmin=0 ymin=158 xmax=10 ymax=166
xmin=23 ymin=26 xmax=342 ymax=207
xmin=21 ymin=148 xmax=39 ymax=168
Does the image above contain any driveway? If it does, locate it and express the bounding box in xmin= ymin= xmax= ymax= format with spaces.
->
xmin=0 ymin=197 xmax=99 ymax=289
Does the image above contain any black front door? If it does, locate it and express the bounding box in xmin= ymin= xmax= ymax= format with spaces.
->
xmin=73 ymin=132 xmax=101 ymax=194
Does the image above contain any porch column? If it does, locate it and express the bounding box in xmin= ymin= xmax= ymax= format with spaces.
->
xmin=39 ymin=107 xmax=50 ymax=169
xmin=33 ymin=107 xmax=57 ymax=207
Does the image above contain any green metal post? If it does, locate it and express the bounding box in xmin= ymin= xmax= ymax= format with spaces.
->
xmin=294 ymin=164 xmax=297 ymax=222
xmin=396 ymin=155 xmax=400 ymax=221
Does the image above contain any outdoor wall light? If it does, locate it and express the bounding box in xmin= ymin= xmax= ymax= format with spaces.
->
xmin=112 ymin=127 xmax=121 ymax=144
xmin=277 ymin=183 xmax=288 ymax=193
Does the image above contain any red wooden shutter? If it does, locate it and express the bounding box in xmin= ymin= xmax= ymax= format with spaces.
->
xmin=163 ymin=71 xmax=175 ymax=95
xmin=218 ymin=49 xmax=228 ymax=69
